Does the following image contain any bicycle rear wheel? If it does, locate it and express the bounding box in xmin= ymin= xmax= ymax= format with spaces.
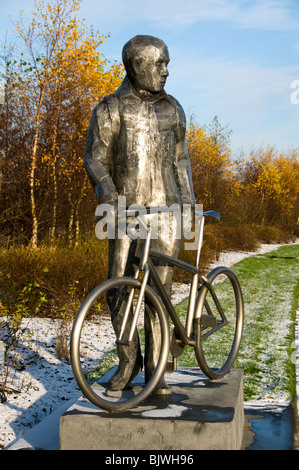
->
xmin=70 ymin=277 xmax=169 ymax=412
xmin=194 ymin=267 xmax=244 ymax=379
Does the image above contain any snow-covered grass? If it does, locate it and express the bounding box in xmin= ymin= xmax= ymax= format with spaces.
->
xmin=174 ymin=244 xmax=299 ymax=402
xmin=232 ymin=244 xmax=299 ymax=402
xmin=0 ymin=241 xmax=298 ymax=449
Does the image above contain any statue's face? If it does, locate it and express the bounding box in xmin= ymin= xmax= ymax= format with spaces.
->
xmin=131 ymin=44 xmax=170 ymax=93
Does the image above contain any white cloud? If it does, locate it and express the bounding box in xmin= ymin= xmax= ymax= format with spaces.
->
xmin=142 ymin=0 xmax=299 ymax=31
xmin=81 ymin=0 xmax=299 ymax=30
xmin=232 ymin=0 xmax=299 ymax=31
xmin=143 ymin=0 xmax=237 ymax=29
xmin=2 ymin=0 xmax=299 ymax=35
xmin=172 ymin=54 xmax=298 ymax=111
xmin=166 ymin=53 xmax=299 ymax=152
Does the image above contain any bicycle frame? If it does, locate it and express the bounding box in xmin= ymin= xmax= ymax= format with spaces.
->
xmin=116 ymin=209 xmax=226 ymax=354
xmin=71 ymin=208 xmax=243 ymax=411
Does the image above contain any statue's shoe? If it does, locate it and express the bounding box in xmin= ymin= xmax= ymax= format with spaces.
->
xmin=108 ymin=360 xmax=143 ymax=391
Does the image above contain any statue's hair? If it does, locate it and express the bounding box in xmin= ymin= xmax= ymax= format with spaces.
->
xmin=122 ymin=35 xmax=166 ymax=75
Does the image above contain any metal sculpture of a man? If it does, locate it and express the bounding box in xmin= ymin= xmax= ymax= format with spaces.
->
xmin=84 ymin=35 xmax=195 ymax=394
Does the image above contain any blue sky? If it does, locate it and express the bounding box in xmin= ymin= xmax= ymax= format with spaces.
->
xmin=1 ymin=0 xmax=299 ymax=156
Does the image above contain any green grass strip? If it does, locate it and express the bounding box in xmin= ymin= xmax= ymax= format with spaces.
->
xmin=176 ymin=244 xmax=299 ymax=402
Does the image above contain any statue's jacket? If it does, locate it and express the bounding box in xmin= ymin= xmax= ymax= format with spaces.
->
xmin=84 ymin=76 xmax=195 ymax=209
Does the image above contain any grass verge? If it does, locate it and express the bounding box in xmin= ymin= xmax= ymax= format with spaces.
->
xmin=176 ymin=244 xmax=299 ymax=402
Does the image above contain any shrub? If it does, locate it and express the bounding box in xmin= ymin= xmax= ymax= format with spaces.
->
xmin=219 ymin=225 xmax=259 ymax=252
xmin=0 ymin=235 xmax=109 ymax=315
xmin=254 ymin=225 xmax=292 ymax=244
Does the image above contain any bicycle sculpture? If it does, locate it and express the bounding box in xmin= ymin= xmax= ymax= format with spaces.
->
xmin=71 ymin=208 xmax=244 ymax=412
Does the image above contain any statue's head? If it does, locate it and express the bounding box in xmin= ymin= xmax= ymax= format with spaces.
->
xmin=122 ymin=35 xmax=170 ymax=93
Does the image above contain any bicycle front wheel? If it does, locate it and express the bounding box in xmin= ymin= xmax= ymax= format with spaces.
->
xmin=70 ymin=276 xmax=169 ymax=412
xmin=194 ymin=267 xmax=244 ymax=379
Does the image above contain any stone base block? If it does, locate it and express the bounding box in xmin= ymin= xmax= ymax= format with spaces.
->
xmin=60 ymin=368 xmax=244 ymax=450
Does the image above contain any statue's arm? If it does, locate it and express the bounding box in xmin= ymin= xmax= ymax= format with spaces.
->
xmin=172 ymin=99 xmax=196 ymax=206
xmin=84 ymin=98 xmax=118 ymax=205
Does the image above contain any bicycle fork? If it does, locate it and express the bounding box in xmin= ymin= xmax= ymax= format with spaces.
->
xmin=115 ymin=265 xmax=150 ymax=346
xmin=116 ymin=216 xmax=152 ymax=347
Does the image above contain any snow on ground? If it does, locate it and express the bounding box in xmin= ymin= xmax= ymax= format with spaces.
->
xmin=0 ymin=241 xmax=298 ymax=449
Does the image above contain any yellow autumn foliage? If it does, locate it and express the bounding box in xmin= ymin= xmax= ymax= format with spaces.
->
xmin=187 ymin=123 xmax=240 ymax=219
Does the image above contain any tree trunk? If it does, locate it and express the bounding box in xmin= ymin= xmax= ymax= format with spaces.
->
xmin=50 ymin=163 xmax=58 ymax=242
xmin=74 ymin=175 xmax=87 ymax=246
xmin=30 ymin=84 xmax=46 ymax=247
xmin=68 ymin=194 xmax=74 ymax=245
xmin=50 ymin=99 xmax=61 ymax=243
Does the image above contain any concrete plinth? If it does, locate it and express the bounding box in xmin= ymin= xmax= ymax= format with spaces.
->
xmin=59 ymin=368 xmax=244 ymax=450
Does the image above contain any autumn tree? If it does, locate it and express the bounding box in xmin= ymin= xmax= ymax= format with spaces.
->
xmin=13 ymin=0 xmax=82 ymax=246
xmin=0 ymin=41 xmax=34 ymax=243
xmin=275 ymin=149 xmax=299 ymax=225
xmin=187 ymin=117 xmax=240 ymax=221
xmin=0 ymin=0 xmax=124 ymax=246
xmin=238 ymin=146 xmax=299 ymax=226
xmin=37 ymin=12 xmax=123 ymax=242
